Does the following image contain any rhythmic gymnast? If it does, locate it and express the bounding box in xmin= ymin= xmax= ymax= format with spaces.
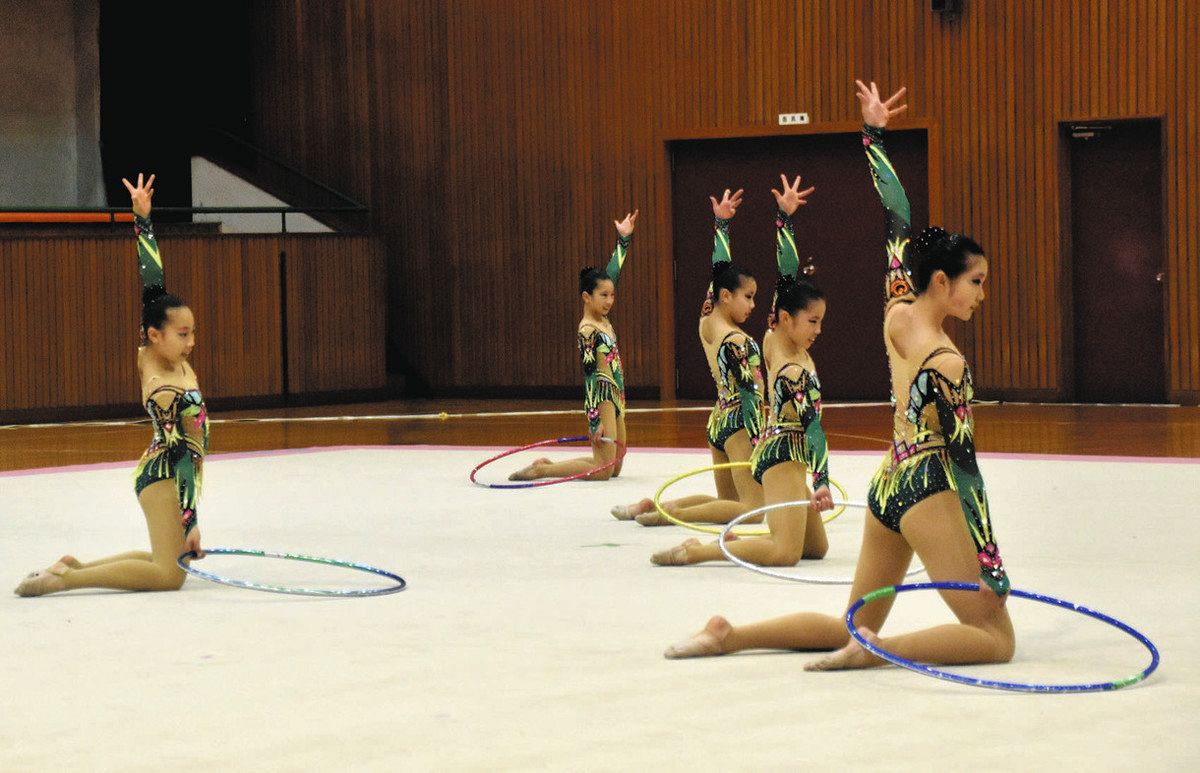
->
xmin=14 ymin=173 xmax=209 ymax=596
xmin=509 ymin=210 xmax=638 ymax=482
xmin=649 ymin=176 xmax=834 ymax=566
xmin=613 ymin=190 xmax=768 ymax=528
xmin=663 ymin=82 xmax=1013 ymax=669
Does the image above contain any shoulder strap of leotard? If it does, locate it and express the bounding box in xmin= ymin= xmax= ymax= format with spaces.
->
xmin=146 ymin=384 xmax=188 ymax=406
xmin=719 ymin=330 xmax=749 ymax=346
xmin=777 ymin=361 xmax=808 ymax=377
xmin=919 ymin=346 xmax=962 ymax=369
xmin=579 ymin=324 xmax=613 ymax=340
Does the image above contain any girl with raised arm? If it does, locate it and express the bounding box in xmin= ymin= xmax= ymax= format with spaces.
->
xmin=614 ymin=189 xmax=769 ymax=534
xmin=648 ymin=177 xmax=834 ymax=566
xmin=509 ymin=210 xmax=637 ymax=482
xmin=663 ymin=82 xmax=1013 ymax=670
xmin=15 ymin=173 xmax=210 ymax=596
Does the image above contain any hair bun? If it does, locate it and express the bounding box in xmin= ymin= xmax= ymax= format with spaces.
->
xmin=142 ymin=284 xmax=168 ymax=307
xmin=775 ymin=274 xmax=797 ymax=291
xmin=914 ymin=226 xmax=949 ymax=256
xmin=711 ymin=260 xmax=733 ymax=281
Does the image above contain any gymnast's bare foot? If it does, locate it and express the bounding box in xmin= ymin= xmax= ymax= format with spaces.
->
xmin=804 ymin=626 xmax=886 ymax=671
xmin=650 ymin=537 xmax=699 ymax=566
xmin=14 ymin=569 xmax=68 ymax=597
xmin=664 ymin=615 xmax=732 ymax=659
xmin=634 ymin=510 xmax=671 ymax=526
xmin=611 ymin=497 xmax=654 ymax=520
xmin=51 ymin=555 xmax=81 ymax=574
xmin=508 ymin=457 xmax=551 ymax=481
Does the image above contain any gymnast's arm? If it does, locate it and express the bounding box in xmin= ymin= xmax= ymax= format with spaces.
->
xmin=855 ymin=80 xmax=915 ymax=306
xmin=926 ymin=353 xmax=1009 ymax=596
xmin=770 ymin=173 xmax=816 ymax=281
xmin=122 ymin=173 xmax=165 ymax=296
xmin=767 ymin=174 xmax=815 ymax=328
xmin=578 ymin=327 xmax=605 ymax=439
xmin=702 ymin=188 xmax=744 ymax=314
xmin=606 ymin=209 xmax=637 ymax=288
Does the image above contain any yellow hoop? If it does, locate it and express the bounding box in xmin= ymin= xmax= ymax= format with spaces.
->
xmin=652 ymin=463 xmax=849 ymax=536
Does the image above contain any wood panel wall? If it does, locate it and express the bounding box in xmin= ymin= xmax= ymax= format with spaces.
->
xmin=246 ymin=0 xmax=1200 ymax=403
xmin=0 ymin=233 xmax=385 ymax=420
xmin=283 ymin=235 xmax=387 ymax=394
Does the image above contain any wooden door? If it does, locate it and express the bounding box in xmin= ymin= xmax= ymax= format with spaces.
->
xmin=670 ymin=130 xmax=929 ymax=400
xmin=1067 ymin=120 xmax=1165 ymax=402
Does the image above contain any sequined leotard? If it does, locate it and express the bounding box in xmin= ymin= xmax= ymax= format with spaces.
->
xmin=702 ymin=216 xmax=766 ymax=450
xmin=751 ymin=208 xmax=831 ymax=487
xmin=130 ymin=215 xmax=209 ymax=536
xmin=861 ymin=124 xmax=1008 ymax=595
xmin=578 ymin=234 xmax=630 ymax=437
xmin=750 ymin=364 xmax=829 ymax=487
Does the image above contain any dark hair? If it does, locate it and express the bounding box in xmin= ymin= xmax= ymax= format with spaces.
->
xmin=711 ymin=261 xmax=755 ymax=297
xmin=910 ymin=227 xmax=985 ymax=294
xmin=579 ymin=267 xmax=612 ymax=294
xmin=141 ymin=286 xmax=187 ymax=341
xmin=774 ymin=275 xmax=825 ymax=317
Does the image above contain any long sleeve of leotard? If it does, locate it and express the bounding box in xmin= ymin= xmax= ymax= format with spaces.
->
xmin=712 ymin=215 xmax=733 ymax=266
xmin=702 ymin=216 xmax=734 ymax=315
xmin=579 ymin=328 xmax=602 ymax=427
xmin=862 ymin=124 xmax=916 ymax=304
xmin=766 ymin=209 xmax=801 ymax=329
xmin=923 ymin=370 xmax=1009 ymax=596
xmin=606 ymin=234 xmax=631 ymax=288
xmin=134 ymin=214 xmax=165 ymax=295
xmin=174 ymin=434 xmax=201 ymax=535
xmin=775 ymin=208 xmax=800 ymax=280
xmin=802 ymin=394 xmax=830 ymax=491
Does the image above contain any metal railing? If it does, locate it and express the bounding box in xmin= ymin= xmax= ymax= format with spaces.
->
xmin=0 ymin=205 xmax=368 ymax=233
xmin=2 ymin=127 xmax=370 ymax=232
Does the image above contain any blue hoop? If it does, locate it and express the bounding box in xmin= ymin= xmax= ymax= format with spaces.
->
xmin=178 ymin=548 xmax=407 ymax=597
xmin=846 ymin=581 xmax=1159 ymax=692
xmin=718 ymin=500 xmax=927 ymax=585
xmin=469 ymin=435 xmax=626 ymax=489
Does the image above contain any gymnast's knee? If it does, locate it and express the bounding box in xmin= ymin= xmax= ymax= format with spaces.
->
xmin=764 ymin=542 xmax=806 ymax=567
xmin=802 ymin=540 xmax=828 ymax=560
xmin=988 ymin=625 xmax=1016 ymax=664
xmin=148 ymin=563 xmax=186 ymax=591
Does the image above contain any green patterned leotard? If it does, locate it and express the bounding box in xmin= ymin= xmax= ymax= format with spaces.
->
xmin=702 ymin=215 xmax=766 ymax=450
xmin=130 ymin=215 xmax=209 ymax=536
xmin=578 ymin=234 xmax=630 ymax=436
xmin=861 ymin=124 xmax=1008 ymax=596
xmin=750 ymin=364 xmax=829 ymax=487
xmin=752 ymin=207 xmax=831 ymax=487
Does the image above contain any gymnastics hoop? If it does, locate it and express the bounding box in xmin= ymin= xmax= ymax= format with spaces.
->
xmin=717 ymin=501 xmax=927 ymax=585
xmin=652 ymin=463 xmax=849 ymax=536
xmin=845 ymin=581 xmax=1159 ymax=693
xmin=177 ymin=548 xmax=407 ymax=597
xmin=469 ymin=435 xmax=627 ymax=489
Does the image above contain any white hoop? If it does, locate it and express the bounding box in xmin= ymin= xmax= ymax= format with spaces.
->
xmin=718 ymin=499 xmax=927 ymax=585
